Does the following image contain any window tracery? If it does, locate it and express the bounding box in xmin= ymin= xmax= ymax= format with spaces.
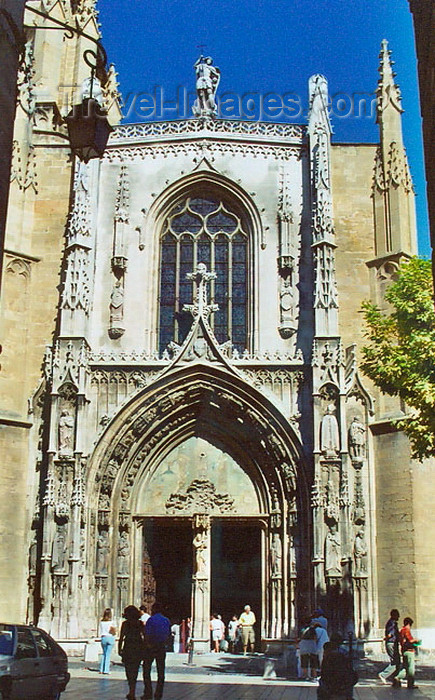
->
xmin=159 ymin=196 xmax=248 ymax=353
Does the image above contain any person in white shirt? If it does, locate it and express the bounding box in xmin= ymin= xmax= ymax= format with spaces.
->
xmin=238 ymin=605 xmax=256 ymax=655
xmin=99 ymin=607 xmax=116 ymax=674
xmin=139 ymin=605 xmax=150 ymax=624
xmin=210 ymin=614 xmax=225 ymax=652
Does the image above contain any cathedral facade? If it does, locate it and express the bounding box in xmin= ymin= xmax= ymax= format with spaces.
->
xmin=2 ymin=1 xmax=435 ymax=647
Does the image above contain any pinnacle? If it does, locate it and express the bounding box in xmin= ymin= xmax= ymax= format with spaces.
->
xmin=377 ymin=39 xmax=403 ymax=116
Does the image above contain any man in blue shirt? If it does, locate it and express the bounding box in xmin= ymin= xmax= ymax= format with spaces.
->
xmin=143 ymin=602 xmax=171 ymax=700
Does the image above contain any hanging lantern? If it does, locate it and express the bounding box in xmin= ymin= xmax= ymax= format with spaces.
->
xmin=65 ymin=97 xmax=113 ymax=163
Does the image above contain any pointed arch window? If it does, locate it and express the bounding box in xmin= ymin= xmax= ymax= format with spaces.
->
xmin=159 ymin=196 xmax=249 ymax=354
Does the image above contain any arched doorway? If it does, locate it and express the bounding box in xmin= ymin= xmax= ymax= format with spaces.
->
xmin=134 ymin=436 xmax=264 ymax=650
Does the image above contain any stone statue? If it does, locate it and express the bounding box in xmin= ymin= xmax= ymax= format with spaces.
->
xmin=58 ymin=409 xmax=74 ymax=454
xmin=192 ymin=55 xmax=220 ymax=118
xmin=52 ymin=524 xmax=67 ymax=571
xmin=270 ymin=533 xmax=282 ymax=577
xmin=320 ymin=404 xmax=340 ymax=458
xmin=193 ymin=530 xmax=208 ymax=575
xmin=110 ymin=282 xmax=124 ymax=324
xmin=325 ymin=523 xmax=341 ymax=576
xmin=118 ymin=531 xmax=130 ymax=575
xmin=96 ymin=530 xmax=109 ymax=575
xmin=354 ymin=527 xmax=368 ymax=575
xmin=348 ymin=416 xmax=366 ymax=462
xmin=279 ymin=276 xmax=297 ymax=338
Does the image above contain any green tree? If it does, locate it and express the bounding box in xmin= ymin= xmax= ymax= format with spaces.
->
xmin=361 ymin=256 xmax=435 ymax=460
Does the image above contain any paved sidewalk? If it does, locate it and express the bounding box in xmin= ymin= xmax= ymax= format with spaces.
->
xmin=60 ymin=652 xmax=435 ymax=699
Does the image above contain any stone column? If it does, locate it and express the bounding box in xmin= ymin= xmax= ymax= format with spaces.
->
xmin=191 ymin=514 xmax=211 ymax=652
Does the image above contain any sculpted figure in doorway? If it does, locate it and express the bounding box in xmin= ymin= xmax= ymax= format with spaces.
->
xmin=325 ymin=522 xmax=341 ymax=576
xmin=118 ymin=531 xmax=130 ymax=575
xmin=354 ymin=526 xmax=368 ymax=575
xmin=193 ymin=529 xmax=208 ymax=576
xmin=96 ymin=530 xmax=109 ymax=575
xmin=270 ymin=533 xmax=282 ymax=577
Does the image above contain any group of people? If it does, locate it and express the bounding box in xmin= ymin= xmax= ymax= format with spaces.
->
xmin=210 ymin=604 xmax=256 ymax=655
xmin=98 ymin=602 xmax=171 ymax=700
xmin=378 ymin=609 xmax=420 ymax=689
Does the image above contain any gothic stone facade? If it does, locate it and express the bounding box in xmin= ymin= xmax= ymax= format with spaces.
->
xmin=2 ymin=23 xmax=435 ymax=646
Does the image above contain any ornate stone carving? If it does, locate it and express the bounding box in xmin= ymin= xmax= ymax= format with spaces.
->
xmin=61 ymin=247 xmax=91 ymax=314
xmin=320 ymin=404 xmax=340 ymax=458
xmin=313 ymin=244 xmax=338 ymax=310
xmin=67 ymin=162 xmax=92 ymax=242
xmin=111 ymin=119 xmax=304 ymax=142
xmin=165 ymin=478 xmax=235 ymax=515
xmin=104 ymin=142 xmax=303 ymax=163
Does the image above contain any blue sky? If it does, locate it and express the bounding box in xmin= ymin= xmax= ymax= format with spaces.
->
xmin=97 ymin=0 xmax=430 ymax=256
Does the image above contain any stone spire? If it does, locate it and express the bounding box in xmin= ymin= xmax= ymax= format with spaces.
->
xmin=373 ymin=40 xmax=416 ymax=257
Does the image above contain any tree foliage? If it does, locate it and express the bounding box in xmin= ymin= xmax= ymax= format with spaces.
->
xmin=361 ymin=257 xmax=435 ymax=460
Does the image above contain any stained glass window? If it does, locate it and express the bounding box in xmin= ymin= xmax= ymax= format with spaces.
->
xmin=158 ymin=196 xmax=248 ymax=354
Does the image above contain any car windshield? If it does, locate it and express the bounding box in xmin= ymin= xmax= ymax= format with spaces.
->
xmin=0 ymin=626 xmax=14 ymax=656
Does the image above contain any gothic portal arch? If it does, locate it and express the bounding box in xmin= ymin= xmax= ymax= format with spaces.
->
xmin=84 ymin=363 xmax=311 ymax=644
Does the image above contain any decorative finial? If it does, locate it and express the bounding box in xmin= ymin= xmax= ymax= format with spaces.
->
xmin=192 ymin=54 xmax=221 ymax=119
xmin=377 ymin=39 xmax=403 ymax=118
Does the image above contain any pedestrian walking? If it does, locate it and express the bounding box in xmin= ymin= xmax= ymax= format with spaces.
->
xmin=99 ymin=607 xmax=116 ymax=675
xmin=395 ymin=617 xmax=421 ymax=689
xmin=238 ymin=604 xmax=256 ymax=655
xmin=143 ymin=602 xmax=171 ymax=700
xmin=118 ymin=605 xmax=145 ymax=700
xmin=378 ymin=608 xmax=401 ymax=685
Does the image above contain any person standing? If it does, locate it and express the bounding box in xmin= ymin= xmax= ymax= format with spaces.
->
xmin=139 ymin=605 xmax=150 ymax=625
xmin=118 ymin=605 xmax=145 ymax=700
xmin=298 ymin=621 xmax=318 ymax=680
xmin=313 ymin=622 xmax=329 ymax=676
xmin=228 ymin=615 xmax=239 ymax=653
xmin=238 ymin=604 xmax=256 ymax=655
xmin=143 ymin=602 xmax=171 ymax=700
xmin=210 ymin=614 xmax=225 ymax=653
xmin=311 ymin=608 xmax=328 ymax=631
xmin=396 ymin=617 xmax=420 ymax=689
xmin=378 ymin=609 xmax=401 ymax=685
xmin=99 ymin=607 xmax=116 ymax=675
xmin=171 ymin=619 xmax=181 ymax=653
